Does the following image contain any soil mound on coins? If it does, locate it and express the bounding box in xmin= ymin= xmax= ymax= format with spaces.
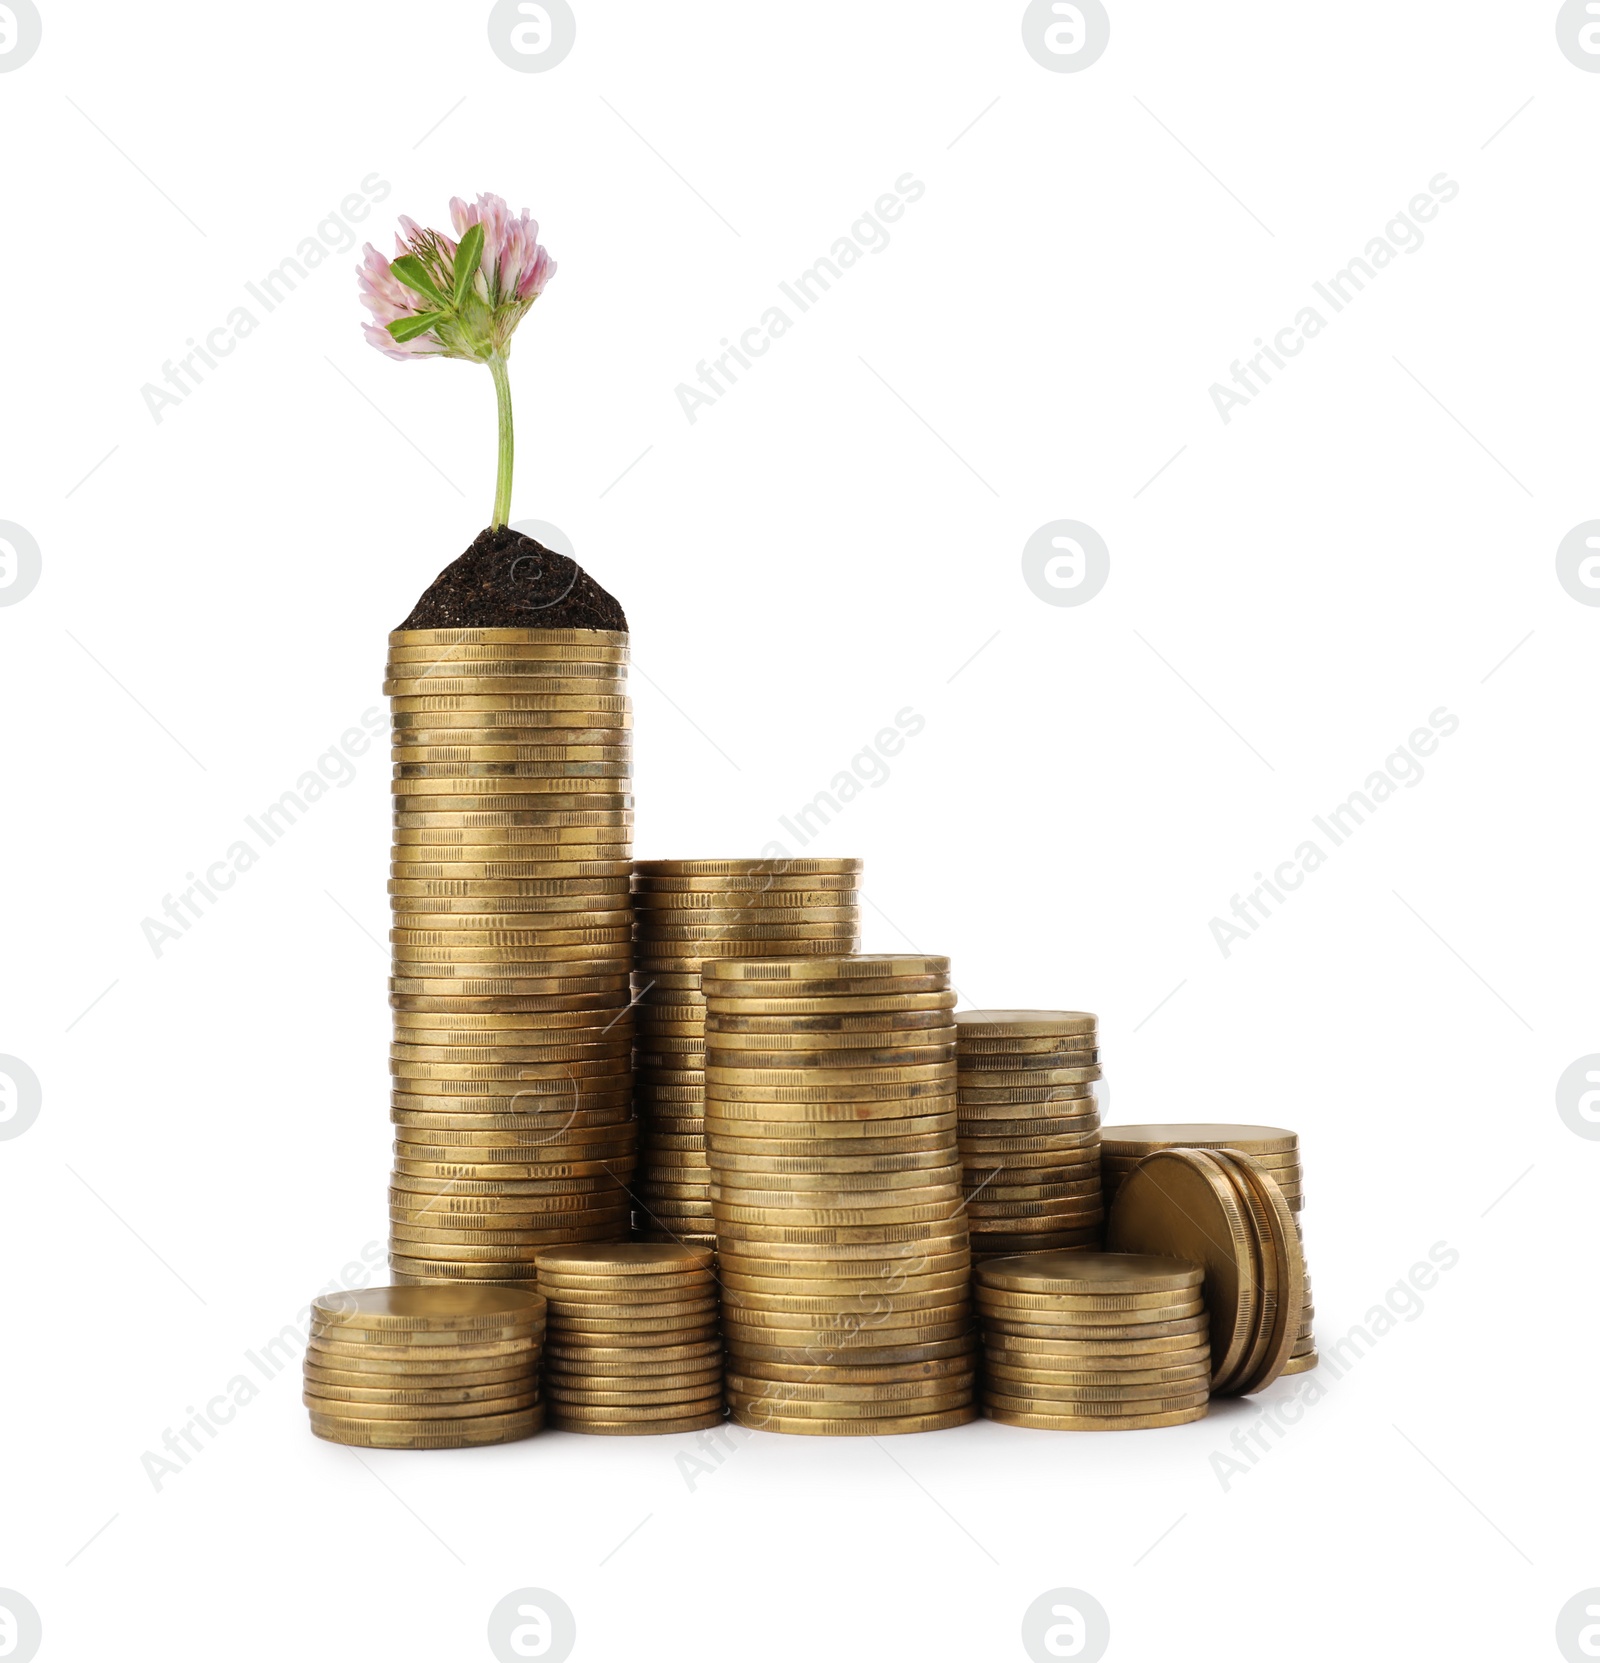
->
xmin=398 ymin=525 xmax=627 ymax=632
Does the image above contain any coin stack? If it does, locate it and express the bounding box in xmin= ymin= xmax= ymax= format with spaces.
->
xmin=385 ymin=628 xmax=637 ymax=1288
xmin=976 ymin=1252 xmax=1210 ymax=1430
xmin=1106 ymin=1146 xmax=1305 ymax=1395
xmin=703 ymin=953 xmax=977 ymax=1436
xmin=629 ymin=858 xmax=863 ymax=1245
xmin=954 ymin=1011 xmax=1104 ymax=1261
xmin=533 ymin=1243 xmax=725 ymax=1433
xmin=303 ymin=1285 xmax=545 ymax=1449
xmin=1100 ymin=1124 xmax=1316 ymax=1374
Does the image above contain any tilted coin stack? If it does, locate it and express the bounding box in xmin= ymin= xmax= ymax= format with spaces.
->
xmin=385 ymin=628 xmax=637 ymax=1289
xmin=303 ymin=1286 xmax=546 ymax=1449
xmin=703 ymin=954 xmax=978 ymax=1435
xmin=976 ymin=1252 xmax=1210 ymax=1430
xmin=534 ymin=1243 xmax=725 ymax=1434
xmin=1107 ymin=1146 xmax=1304 ymax=1396
xmin=1100 ymin=1124 xmax=1316 ymax=1374
xmin=629 ymin=859 xmax=863 ymax=1245
xmin=954 ymin=1011 xmax=1104 ymax=1262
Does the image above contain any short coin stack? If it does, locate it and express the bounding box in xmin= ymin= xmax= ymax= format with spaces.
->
xmin=954 ymin=1011 xmax=1104 ymax=1261
xmin=386 ymin=627 xmax=637 ymax=1287
xmin=533 ymin=1243 xmax=725 ymax=1433
xmin=703 ymin=953 xmax=977 ymax=1436
xmin=1107 ymin=1146 xmax=1304 ymax=1396
xmin=1100 ymin=1124 xmax=1316 ymax=1374
xmin=303 ymin=1285 xmax=545 ymax=1448
xmin=976 ymin=1252 xmax=1209 ymax=1430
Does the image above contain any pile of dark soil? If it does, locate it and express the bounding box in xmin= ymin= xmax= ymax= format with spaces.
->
xmin=397 ymin=526 xmax=627 ymax=632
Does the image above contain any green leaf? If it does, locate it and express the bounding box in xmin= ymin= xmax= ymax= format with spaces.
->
xmin=387 ymin=312 xmax=444 ymax=343
xmin=389 ymin=254 xmax=448 ymax=306
xmin=452 ymin=223 xmax=485 ymax=306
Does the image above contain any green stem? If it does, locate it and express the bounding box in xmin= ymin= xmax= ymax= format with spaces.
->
xmin=489 ymin=353 xmax=514 ymax=528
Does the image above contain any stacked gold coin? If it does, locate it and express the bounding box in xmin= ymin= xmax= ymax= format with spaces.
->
xmin=533 ymin=1243 xmax=725 ymax=1433
xmin=1106 ymin=1146 xmax=1304 ymax=1395
xmin=703 ymin=953 xmax=977 ymax=1436
xmin=303 ymin=1285 xmax=545 ymax=1448
xmin=385 ymin=628 xmax=637 ymax=1288
xmin=954 ymin=1010 xmax=1103 ymax=1261
xmin=629 ymin=858 xmax=863 ymax=1245
xmin=976 ymin=1252 xmax=1209 ymax=1430
xmin=1100 ymin=1124 xmax=1316 ymax=1373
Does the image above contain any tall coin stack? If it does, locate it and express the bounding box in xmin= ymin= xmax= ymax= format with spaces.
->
xmin=954 ymin=1010 xmax=1104 ymax=1261
xmin=703 ymin=954 xmax=978 ymax=1436
xmin=975 ymin=1252 xmax=1210 ymax=1430
xmin=629 ymin=858 xmax=863 ymax=1245
xmin=304 ymin=1286 xmax=546 ymax=1449
xmin=1099 ymin=1124 xmax=1316 ymax=1374
xmin=385 ymin=627 xmax=637 ymax=1289
xmin=534 ymin=1243 xmax=725 ymax=1434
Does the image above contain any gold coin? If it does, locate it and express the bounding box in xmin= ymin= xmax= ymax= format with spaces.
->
xmin=545 ymin=1410 xmax=725 ymax=1435
xmin=982 ymin=1404 xmax=1206 ymax=1431
xmin=536 ymin=1242 xmax=713 ymax=1273
xmin=981 ymin=1313 xmax=1206 ymax=1342
xmin=546 ymin=1386 xmax=725 ymax=1410
xmin=640 ymin=909 xmax=860 ymax=929
xmin=308 ymin=1318 xmax=542 ymax=1347
xmin=707 ymin=1030 xmax=955 ymax=1055
xmin=309 ymin=1408 xmax=543 ymax=1447
xmin=307 ymin=1334 xmax=537 ymax=1364
xmin=308 ymin=1393 xmax=540 ymax=1424
xmin=311 ymin=1286 xmax=545 ymax=1331
xmin=1100 ymin=1123 xmax=1297 ymax=1155
xmin=984 ymin=1386 xmax=1208 ymax=1416
xmin=387 ymin=643 xmax=629 ymax=664
xmin=728 ymin=1349 xmax=973 ymax=1385
xmin=727 ymin=1405 xmax=975 ymax=1436
xmin=1106 ymin=1149 xmax=1257 ymax=1389
xmin=976 ymin=1251 xmax=1200 ymax=1297
xmin=983 ymin=1354 xmax=1209 ymax=1385
xmin=304 ymin=1377 xmax=537 ymax=1406
xmin=636 ymin=892 xmax=859 ymax=912
xmin=389 ymin=625 xmax=630 ymax=645
xmin=954 ymin=1010 xmax=1096 ymax=1036
xmin=707 ymin=1114 xmax=957 ymax=1145
xmin=727 ymin=1386 xmax=971 ymax=1421
xmin=705 ymin=952 xmax=942 ymax=980
xmin=981 ymin=1329 xmax=1204 ymax=1360
xmin=707 ymin=1015 xmax=954 ymax=1038
xmin=1210 ymin=1149 xmax=1305 ymax=1396
xmin=635 ymin=859 xmax=862 ymax=878
xmin=304 ymin=1360 xmax=533 ymax=1389
xmin=632 ymin=875 xmax=858 ymax=894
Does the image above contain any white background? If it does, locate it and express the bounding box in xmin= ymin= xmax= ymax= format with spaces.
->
xmin=1 ymin=3 xmax=1594 ymax=1659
